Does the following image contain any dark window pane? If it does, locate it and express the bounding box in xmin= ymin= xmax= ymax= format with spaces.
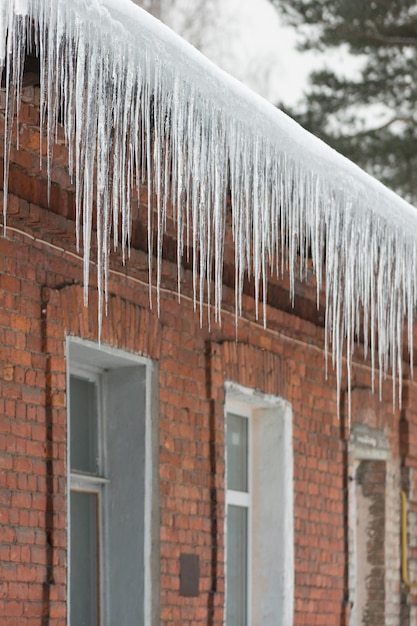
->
xmin=70 ymin=490 xmax=99 ymax=626
xmin=226 ymin=504 xmax=248 ymax=626
xmin=227 ymin=413 xmax=248 ymax=492
xmin=70 ymin=375 xmax=99 ymax=473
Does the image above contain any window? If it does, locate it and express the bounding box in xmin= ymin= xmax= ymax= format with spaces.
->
xmin=67 ymin=338 xmax=158 ymax=626
xmin=69 ymin=369 xmax=103 ymax=625
xmin=225 ymin=384 xmax=294 ymax=626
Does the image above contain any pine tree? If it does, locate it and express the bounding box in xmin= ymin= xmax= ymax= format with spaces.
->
xmin=273 ymin=0 xmax=417 ymax=202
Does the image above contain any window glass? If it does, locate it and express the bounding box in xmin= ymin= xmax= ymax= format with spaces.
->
xmin=225 ymin=395 xmax=294 ymax=626
xmin=70 ymin=375 xmax=99 ymax=474
xmin=70 ymin=490 xmax=99 ymax=626
xmin=226 ymin=504 xmax=248 ymax=626
xmin=226 ymin=413 xmax=248 ymax=492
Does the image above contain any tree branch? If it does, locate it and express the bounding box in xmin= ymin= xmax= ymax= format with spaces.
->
xmin=357 ymin=31 xmax=417 ymax=47
xmin=345 ymin=116 xmax=415 ymax=139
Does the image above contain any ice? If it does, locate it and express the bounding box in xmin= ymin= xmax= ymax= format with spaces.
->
xmin=2 ymin=0 xmax=417 ymax=415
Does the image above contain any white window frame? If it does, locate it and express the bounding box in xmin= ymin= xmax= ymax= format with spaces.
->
xmin=68 ymin=364 xmax=109 ymax=625
xmin=66 ymin=337 xmax=157 ymax=626
xmin=225 ymin=383 xmax=294 ymax=626
xmin=225 ymin=402 xmax=253 ymax=624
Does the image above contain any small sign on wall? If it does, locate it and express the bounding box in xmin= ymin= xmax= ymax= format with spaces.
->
xmin=179 ymin=553 xmax=200 ymax=597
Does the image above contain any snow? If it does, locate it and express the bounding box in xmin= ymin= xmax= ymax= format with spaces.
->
xmin=2 ymin=0 xmax=417 ymax=413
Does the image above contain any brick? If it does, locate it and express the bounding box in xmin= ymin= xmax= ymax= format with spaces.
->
xmin=0 ymin=87 xmax=409 ymax=626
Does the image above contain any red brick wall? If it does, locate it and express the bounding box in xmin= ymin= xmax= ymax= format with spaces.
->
xmin=0 ymin=85 xmax=411 ymax=626
xmin=355 ymin=460 xmax=386 ymax=624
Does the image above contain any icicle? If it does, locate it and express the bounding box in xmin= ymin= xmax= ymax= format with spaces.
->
xmin=2 ymin=0 xmax=417 ymax=417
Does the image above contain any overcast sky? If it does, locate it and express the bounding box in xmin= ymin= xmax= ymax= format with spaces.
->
xmin=135 ymin=0 xmax=344 ymax=106
xmin=196 ymin=0 xmax=321 ymax=106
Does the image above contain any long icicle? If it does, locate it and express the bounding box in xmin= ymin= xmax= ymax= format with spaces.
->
xmin=2 ymin=0 xmax=417 ymax=418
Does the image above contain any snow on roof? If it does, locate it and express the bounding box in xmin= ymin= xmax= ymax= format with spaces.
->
xmin=1 ymin=0 xmax=417 ymax=412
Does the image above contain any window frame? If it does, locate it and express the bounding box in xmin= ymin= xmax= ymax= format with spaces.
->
xmin=68 ymin=363 xmax=109 ymax=626
xmin=66 ymin=337 xmax=159 ymax=626
xmin=224 ymin=382 xmax=294 ymax=626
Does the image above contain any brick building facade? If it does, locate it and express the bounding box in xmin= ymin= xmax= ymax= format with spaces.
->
xmin=1 ymin=2 xmax=417 ymax=625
